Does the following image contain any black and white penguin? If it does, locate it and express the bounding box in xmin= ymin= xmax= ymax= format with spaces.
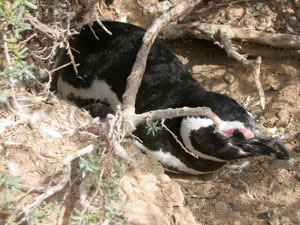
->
xmin=53 ymin=21 xmax=290 ymax=174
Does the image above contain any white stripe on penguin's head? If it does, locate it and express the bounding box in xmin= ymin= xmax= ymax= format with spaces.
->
xmin=180 ymin=117 xmax=225 ymax=162
xmin=180 ymin=117 xmax=253 ymax=161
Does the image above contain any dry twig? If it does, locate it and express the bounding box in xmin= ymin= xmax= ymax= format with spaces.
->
xmin=24 ymin=14 xmax=60 ymax=39
xmin=8 ymin=145 xmax=94 ymax=225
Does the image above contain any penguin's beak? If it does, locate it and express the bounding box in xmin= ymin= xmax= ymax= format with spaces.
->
xmin=246 ymin=130 xmax=291 ymax=160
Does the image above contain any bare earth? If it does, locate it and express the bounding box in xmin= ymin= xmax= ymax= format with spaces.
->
xmin=1 ymin=1 xmax=300 ymax=225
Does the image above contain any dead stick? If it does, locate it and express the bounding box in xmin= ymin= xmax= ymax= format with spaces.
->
xmin=24 ymin=14 xmax=60 ymax=39
xmin=161 ymin=22 xmax=300 ymax=49
xmin=253 ymin=57 xmax=264 ymax=109
xmin=11 ymin=145 xmax=94 ymax=224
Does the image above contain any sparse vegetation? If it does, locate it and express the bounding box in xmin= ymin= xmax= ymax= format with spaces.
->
xmin=145 ymin=120 xmax=162 ymax=136
xmin=0 ymin=171 xmax=22 ymax=202
xmin=74 ymin=153 xmax=125 ymax=225
xmin=0 ymin=0 xmax=37 ymax=101
xmin=25 ymin=201 xmax=63 ymax=225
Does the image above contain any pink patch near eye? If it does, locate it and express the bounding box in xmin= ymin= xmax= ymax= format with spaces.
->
xmin=221 ymin=128 xmax=254 ymax=140
xmin=240 ymin=128 xmax=254 ymax=140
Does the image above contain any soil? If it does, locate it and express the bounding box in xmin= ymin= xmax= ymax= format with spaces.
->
xmin=1 ymin=0 xmax=300 ymax=225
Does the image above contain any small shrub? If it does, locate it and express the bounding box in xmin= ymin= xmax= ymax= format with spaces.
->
xmin=0 ymin=0 xmax=38 ymax=101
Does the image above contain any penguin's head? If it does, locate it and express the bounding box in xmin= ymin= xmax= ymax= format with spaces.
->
xmin=182 ymin=92 xmax=291 ymax=163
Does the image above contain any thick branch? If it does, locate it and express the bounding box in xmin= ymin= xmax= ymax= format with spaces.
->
xmin=122 ymin=0 xmax=203 ymax=114
xmin=160 ymin=22 xmax=300 ymax=49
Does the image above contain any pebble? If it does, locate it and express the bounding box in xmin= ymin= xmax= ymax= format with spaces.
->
xmin=276 ymin=109 xmax=290 ymax=127
xmin=231 ymin=180 xmax=240 ymax=188
xmin=258 ymin=211 xmax=271 ymax=219
xmin=223 ymin=74 xmax=235 ymax=84
xmin=263 ymin=121 xmax=274 ymax=128
xmin=215 ymin=201 xmax=228 ymax=214
xmin=268 ymin=217 xmax=280 ymax=225
xmin=158 ymin=174 xmax=170 ymax=184
xmin=295 ymin=173 xmax=300 ymax=181
xmin=270 ymin=84 xmax=280 ymax=91
xmin=255 ymin=202 xmax=264 ymax=211
xmin=191 ymin=65 xmax=202 ymax=74
xmin=233 ymin=220 xmax=242 ymax=225
xmin=229 ymin=202 xmax=239 ymax=212
xmin=148 ymin=3 xmax=157 ymax=14
xmin=277 ymin=109 xmax=289 ymax=120
xmin=202 ymin=78 xmax=211 ymax=86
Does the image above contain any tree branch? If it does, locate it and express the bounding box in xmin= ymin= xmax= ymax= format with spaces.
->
xmin=160 ymin=22 xmax=300 ymax=49
xmin=122 ymin=0 xmax=203 ymax=114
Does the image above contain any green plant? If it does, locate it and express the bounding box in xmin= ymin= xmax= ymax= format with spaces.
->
xmin=101 ymin=163 xmax=125 ymax=225
xmin=79 ymin=150 xmax=101 ymax=180
xmin=0 ymin=170 xmax=22 ymax=202
xmin=72 ymin=161 xmax=125 ymax=225
xmin=71 ymin=208 xmax=100 ymax=225
xmin=0 ymin=201 xmax=16 ymax=214
xmin=25 ymin=200 xmax=63 ymax=225
xmin=0 ymin=0 xmax=38 ymax=101
xmin=145 ymin=120 xmax=162 ymax=136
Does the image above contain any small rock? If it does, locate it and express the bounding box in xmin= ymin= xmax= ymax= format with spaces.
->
xmin=233 ymin=220 xmax=242 ymax=225
xmin=255 ymin=3 xmax=263 ymax=10
xmin=295 ymin=173 xmax=300 ymax=181
xmin=229 ymin=202 xmax=239 ymax=212
xmin=158 ymin=174 xmax=170 ymax=184
xmin=263 ymin=121 xmax=274 ymax=128
xmin=120 ymin=16 xmax=127 ymax=23
xmin=148 ymin=3 xmax=157 ymax=14
xmin=270 ymin=84 xmax=280 ymax=91
xmin=255 ymin=203 xmax=264 ymax=211
xmin=215 ymin=201 xmax=228 ymax=214
xmin=201 ymin=172 xmax=217 ymax=181
xmin=258 ymin=211 xmax=271 ymax=219
xmin=277 ymin=109 xmax=289 ymax=120
xmin=224 ymin=74 xmax=235 ymax=84
xmin=202 ymin=78 xmax=211 ymax=86
xmin=276 ymin=109 xmax=290 ymax=127
xmin=191 ymin=65 xmax=202 ymax=74
xmin=268 ymin=217 xmax=280 ymax=225
xmin=219 ymin=10 xmax=225 ymax=17
xmin=231 ymin=180 xmax=240 ymax=188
